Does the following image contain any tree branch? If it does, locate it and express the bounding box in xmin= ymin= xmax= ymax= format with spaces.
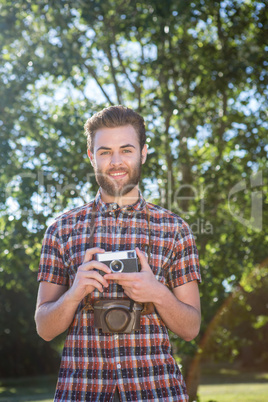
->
xmin=82 ymin=62 xmax=114 ymax=105
xmin=106 ymin=43 xmax=123 ymax=104
xmin=113 ymin=41 xmax=139 ymax=93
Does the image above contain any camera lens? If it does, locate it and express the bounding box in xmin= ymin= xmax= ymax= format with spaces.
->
xmin=110 ymin=259 xmax=124 ymax=273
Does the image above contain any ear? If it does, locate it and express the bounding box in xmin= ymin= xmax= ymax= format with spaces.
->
xmin=141 ymin=144 xmax=148 ymax=165
xmin=87 ymin=149 xmax=95 ymax=167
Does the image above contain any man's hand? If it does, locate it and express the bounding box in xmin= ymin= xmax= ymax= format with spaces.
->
xmin=68 ymin=247 xmax=111 ymax=303
xmin=105 ymin=247 xmax=201 ymax=341
xmin=35 ymin=247 xmax=112 ymax=341
xmin=104 ymin=247 xmax=162 ymax=303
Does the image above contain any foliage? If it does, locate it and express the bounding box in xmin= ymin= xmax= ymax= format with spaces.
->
xmin=200 ymin=261 xmax=268 ymax=369
xmin=0 ymin=0 xmax=267 ymax=381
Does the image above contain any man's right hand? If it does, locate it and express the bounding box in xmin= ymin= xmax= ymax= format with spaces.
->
xmin=35 ymin=247 xmax=111 ymax=341
xmin=69 ymin=247 xmax=111 ymax=303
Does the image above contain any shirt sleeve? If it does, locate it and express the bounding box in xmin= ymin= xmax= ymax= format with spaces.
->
xmin=166 ymin=222 xmax=201 ymax=288
xmin=37 ymin=222 xmax=69 ymax=286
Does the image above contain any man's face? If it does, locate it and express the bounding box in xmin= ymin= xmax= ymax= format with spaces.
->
xmin=88 ymin=125 xmax=147 ymax=200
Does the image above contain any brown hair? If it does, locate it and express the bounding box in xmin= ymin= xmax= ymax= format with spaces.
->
xmin=84 ymin=105 xmax=146 ymax=152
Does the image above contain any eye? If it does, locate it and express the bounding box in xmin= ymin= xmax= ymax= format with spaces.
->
xmin=122 ymin=149 xmax=132 ymax=153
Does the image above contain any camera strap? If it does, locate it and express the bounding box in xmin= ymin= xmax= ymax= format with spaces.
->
xmin=88 ymin=200 xmax=152 ymax=264
xmin=80 ymin=198 xmax=154 ymax=318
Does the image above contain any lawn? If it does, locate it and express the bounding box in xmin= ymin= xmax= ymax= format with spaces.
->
xmin=198 ymin=365 xmax=268 ymax=402
xmin=199 ymin=382 xmax=268 ymax=402
xmin=0 ymin=366 xmax=267 ymax=401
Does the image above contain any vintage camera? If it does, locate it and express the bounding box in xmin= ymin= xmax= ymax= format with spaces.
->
xmin=93 ymin=298 xmax=143 ymax=333
xmin=93 ymin=250 xmax=141 ymax=333
xmin=96 ymin=249 xmax=139 ymax=275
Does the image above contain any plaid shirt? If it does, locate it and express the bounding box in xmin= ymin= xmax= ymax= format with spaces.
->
xmin=38 ymin=190 xmax=201 ymax=402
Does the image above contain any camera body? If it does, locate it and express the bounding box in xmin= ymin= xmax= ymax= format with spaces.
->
xmin=96 ymin=249 xmax=139 ymax=275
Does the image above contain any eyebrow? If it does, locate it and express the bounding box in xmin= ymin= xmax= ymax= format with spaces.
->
xmin=96 ymin=144 xmax=136 ymax=152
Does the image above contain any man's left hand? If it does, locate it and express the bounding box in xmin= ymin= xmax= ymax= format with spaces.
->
xmin=104 ymin=247 xmax=162 ymax=303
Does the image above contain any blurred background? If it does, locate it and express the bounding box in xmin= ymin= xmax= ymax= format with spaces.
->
xmin=0 ymin=1 xmax=267 ymax=401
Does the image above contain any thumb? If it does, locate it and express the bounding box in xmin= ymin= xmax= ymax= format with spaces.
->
xmin=136 ymin=247 xmax=151 ymax=271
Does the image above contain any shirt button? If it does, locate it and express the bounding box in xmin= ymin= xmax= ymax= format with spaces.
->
xmin=109 ymin=212 xmax=113 ymax=216
xmin=114 ymin=335 xmax=118 ymax=339
xmin=117 ymin=363 xmax=121 ymax=369
xmin=112 ymin=204 xmax=117 ymax=210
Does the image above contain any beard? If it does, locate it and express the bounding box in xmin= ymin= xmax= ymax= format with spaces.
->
xmin=94 ymin=157 xmax=142 ymax=199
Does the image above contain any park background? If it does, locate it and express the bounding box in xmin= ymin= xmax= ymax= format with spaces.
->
xmin=0 ymin=1 xmax=267 ymax=401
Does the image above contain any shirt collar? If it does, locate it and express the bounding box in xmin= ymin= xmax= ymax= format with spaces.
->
xmin=94 ymin=189 xmax=147 ymax=215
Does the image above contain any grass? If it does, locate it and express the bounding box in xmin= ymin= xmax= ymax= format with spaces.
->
xmin=0 ymin=366 xmax=267 ymax=401
xmin=199 ymin=383 xmax=268 ymax=402
xmin=198 ymin=365 xmax=268 ymax=402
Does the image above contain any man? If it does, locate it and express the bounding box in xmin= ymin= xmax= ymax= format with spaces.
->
xmin=35 ymin=105 xmax=201 ymax=402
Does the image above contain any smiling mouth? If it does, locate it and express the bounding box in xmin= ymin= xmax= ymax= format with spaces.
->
xmin=109 ymin=171 xmax=128 ymax=178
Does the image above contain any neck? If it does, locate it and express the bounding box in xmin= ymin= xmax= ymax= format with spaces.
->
xmin=100 ymin=186 xmax=140 ymax=207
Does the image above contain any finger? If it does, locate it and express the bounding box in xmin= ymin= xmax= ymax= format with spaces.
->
xmin=104 ymin=272 xmax=138 ymax=281
xmin=84 ymin=278 xmax=105 ymax=293
xmin=83 ymin=247 xmax=105 ymax=263
xmin=136 ymin=247 xmax=151 ymax=271
xmin=80 ymin=260 xmax=111 ymax=273
xmin=78 ymin=269 xmax=110 ymax=288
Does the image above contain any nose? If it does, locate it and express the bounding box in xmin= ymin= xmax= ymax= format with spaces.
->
xmin=110 ymin=152 xmax=123 ymax=166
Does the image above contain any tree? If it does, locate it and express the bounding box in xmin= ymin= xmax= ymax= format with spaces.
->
xmin=199 ymin=259 xmax=268 ymax=368
xmin=0 ymin=1 xmax=267 ymax=396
